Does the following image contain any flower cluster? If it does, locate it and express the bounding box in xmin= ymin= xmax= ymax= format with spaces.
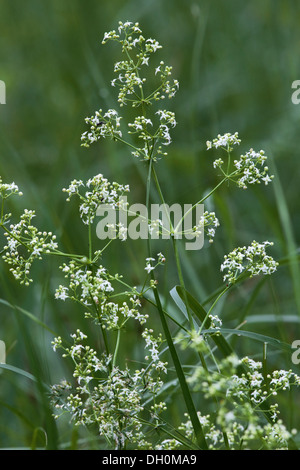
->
xmin=81 ymin=21 xmax=178 ymax=161
xmin=220 ymin=240 xmax=278 ymax=284
xmin=2 ymin=209 xmax=58 ymax=285
xmin=142 ymin=327 xmax=167 ymax=376
xmin=0 ymin=178 xmax=23 ymax=201
xmin=233 ymin=148 xmax=274 ymax=189
xmin=206 ymin=132 xmax=241 ymax=151
xmin=55 ymin=261 xmax=114 ymax=305
xmin=192 ymin=211 xmax=220 ymax=243
xmin=51 ymin=330 xmax=145 ymax=448
xmin=51 ymin=324 xmax=168 ymax=449
xmin=128 ymin=110 xmax=177 ymax=160
xmin=102 ymin=21 xmax=178 ymax=107
xmin=0 ymin=178 xmax=23 ymax=231
xmin=207 ymin=132 xmax=274 ymax=190
xmin=62 ymin=174 xmax=129 ymax=225
xmin=181 ymin=354 xmax=300 ymax=449
xmin=177 ymin=410 xmax=296 ymax=450
xmin=239 ymin=357 xmax=300 ymax=408
xmin=55 ymin=254 xmax=164 ymax=331
xmin=53 ymin=227 xmax=168 ymax=448
xmin=81 ymin=109 xmax=122 ymax=148
xmin=144 ymin=252 xmax=166 ymax=274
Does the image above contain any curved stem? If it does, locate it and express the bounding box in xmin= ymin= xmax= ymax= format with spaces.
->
xmin=174 ymin=176 xmax=228 ymax=233
xmin=198 ymin=285 xmax=230 ymax=335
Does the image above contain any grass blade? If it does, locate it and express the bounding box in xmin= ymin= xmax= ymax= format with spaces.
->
xmin=173 ymin=285 xmax=234 ymax=358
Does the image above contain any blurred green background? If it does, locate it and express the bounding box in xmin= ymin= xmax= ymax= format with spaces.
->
xmin=1 ymin=0 xmax=300 ymax=449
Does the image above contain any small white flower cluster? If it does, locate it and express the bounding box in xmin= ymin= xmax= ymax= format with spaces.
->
xmin=178 ymin=410 xmax=295 ymax=450
xmin=142 ymin=327 xmax=167 ymax=377
xmin=51 ymin=325 xmax=168 ymax=449
xmin=51 ymin=330 xmax=144 ymax=447
xmin=102 ymin=21 xmax=178 ymax=107
xmin=220 ymin=240 xmax=278 ymax=284
xmin=0 ymin=178 xmax=23 ymax=200
xmin=55 ymin=261 xmax=113 ymax=304
xmin=63 ymin=174 xmax=129 ymax=225
xmin=81 ymin=109 xmax=122 ymax=148
xmin=155 ymin=62 xmax=179 ymax=99
xmin=233 ymin=148 xmax=274 ymax=189
xmin=2 ymin=209 xmax=58 ymax=285
xmin=0 ymin=177 xmax=22 ymax=246
xmin=208 ymin=314 xmax=222 ymax=330
xmin=206 ymin=132 xmax=241 ymax=151
xmin=147 ymin=218 xmax=163 ymax=237
xmin=55 ymin=257 xmax=153 ymax=330
xmin=82 ymin=21 xmax=178 ymax=162
xmin=207 ymin=132 xmax=274 ymax=190
xmin=192 ymin=211 xmax=220 ymax=243
xmin=154 ymin=109 xmax=176 ymax=150
xmin=238 ymin=357 xmax=300 ymax=410
xmin=183 ymin=354 xmax=300 ymax=449
xmin=97 ymin=296 xmax=149 ymax=330
xmin=105 ymin=222 xmax=128 ymax=242
xmin=128 ymin=110 xmax=176 ymax=160
xmin=144 ymin=252 xmax=166 ymax=274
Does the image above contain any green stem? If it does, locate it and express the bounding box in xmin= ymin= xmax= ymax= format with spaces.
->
xmin=198 ymin=285 xmax=230 ymax=335
xmin=152 ymin=280 xmax=208 ymax=449
xmin=151 ymin=166 xmax=194 ymax=331
xmin=88 ymin=222 xmax=92 ymax=260
xmin=174 ymin=176 xmax=228 ymax=233
xmin=112 ymin=329 xmax=121 ymax=369
xmin=0 ymin=198 xmax=4 ymax=223
xmin=172 ymin=237 xmax=194 ymax=329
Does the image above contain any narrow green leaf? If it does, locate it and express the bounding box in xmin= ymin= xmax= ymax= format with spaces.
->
xmin=151 ymin=284 xmax=208 ymax=449
xmin=203 ymin=328 xmax=292 ymax=353
xmin=0 ymin=363 xmax=38 ymax=382
xmin=0 ymin=298 xmax=57 ymax=336
xmin=271 ymin=161 xmax=300 ymax=317
xmin=0 ymin=363 xmax=51 ymax=390
xmin=245 ymin=314 xmax=300 ymax=324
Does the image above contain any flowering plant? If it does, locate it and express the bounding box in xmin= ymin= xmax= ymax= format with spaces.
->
xmin=0 ymin=21 xmax=299 ymax=450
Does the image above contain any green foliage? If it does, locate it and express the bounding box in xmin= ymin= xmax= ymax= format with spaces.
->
xmin=1 ymin=1 xmax=300 ymax=451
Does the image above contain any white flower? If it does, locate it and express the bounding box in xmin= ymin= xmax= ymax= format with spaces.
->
xmin=233 ymin=149 xmax=274 ymax=189
xmin=145 ymin=263 xmax=155 ymax=274
xmin=221 ymin=241 xmax=278 ymax=284
xmin=55 ymin=286 xmax=69 ymax=301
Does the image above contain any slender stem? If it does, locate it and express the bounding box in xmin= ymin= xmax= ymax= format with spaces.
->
xmin=174 ymin=176 xmax=228 ymax=233
xmin=151 ymin=166 xmax=195 ymax=330
xmin=88 ymin=222 xmax=92 ymax=260
xmin=1 ymin=198 xmax=4 ymax=223
xmin=172 ymin=237 xmax=194 ymax=329
xmin=198 ymin=285 xmax=230 ymax=335
xmin=145 ymin=159 xmax=207 ymax=449
xmin=112 ymin=329 xmax=121 ymax=369
xmin=151 ymin=166 xmax=172 ymax=230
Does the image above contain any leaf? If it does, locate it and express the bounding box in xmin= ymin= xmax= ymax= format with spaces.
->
xmin=0 ymin=363 xmax=51 ymax=390
xmin=173 ymin=285 xmax=293 ymax=355
xmin=0 ymin=363 xmax=38 ymax=382
xmin=202 ymin=328 xmax=292 ymax=353
xmin=171 ymin=285 xmax=234 ymax=358
xmin=151 ymin=283 xmax=208 ymax=449
xmin=0 ymin=298 xmax=57 ymax=336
